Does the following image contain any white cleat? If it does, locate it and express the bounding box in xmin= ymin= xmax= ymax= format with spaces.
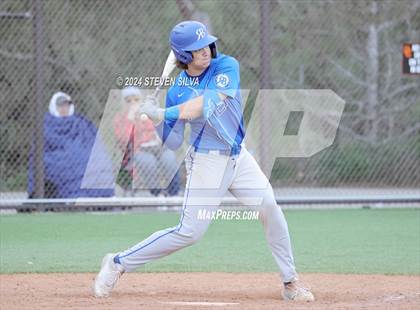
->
xmin=282 ymin=281 xmax=315 ymax=302
xmin=93 ymin=253 xmax=124 ymax=298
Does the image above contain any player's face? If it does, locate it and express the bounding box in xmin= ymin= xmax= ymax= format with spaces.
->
xmin=189 ymin=46 xmax=211 ymax=71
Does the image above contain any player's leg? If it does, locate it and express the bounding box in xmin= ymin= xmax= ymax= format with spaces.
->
xmin=115 ymin=151 xmax=234 ymax=271
xmin=229 ymin=148 xmax=297 ymax=281
xmin=229 ymin=148 xmax=314 ymax=301
xmin=94 ymin=151 xmax=233 ymax=297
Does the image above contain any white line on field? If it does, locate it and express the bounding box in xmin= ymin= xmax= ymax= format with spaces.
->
xmin=160 ymin=301 xmax=240 ymax=307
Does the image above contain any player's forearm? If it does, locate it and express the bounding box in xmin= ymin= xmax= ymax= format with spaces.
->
xmin=159 ymin=97 xmax=203 ymax=121
xmin=166 ymin=92 xmax=227 ymax=121
xmin=178 ymin=95 xmax=204 ymax=119
xmin=141 ymin=92 xmax=227 ymax=123
xmin=147 ymin=98 xmax=202 ymax=123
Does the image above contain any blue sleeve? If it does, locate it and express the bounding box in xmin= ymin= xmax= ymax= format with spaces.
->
xmin=202 ymin=56 xmax=240 ymax=119
xmin=155 ymin=90 xmax=185 ymax=150
xmin=206 ymin=56 xmax=240 ymax=98
xmin=202 ymin=57 xmax=244 ymax=149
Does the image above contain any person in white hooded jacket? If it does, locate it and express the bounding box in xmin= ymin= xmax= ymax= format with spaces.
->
xmin=28 ymin=91 xmax=114 ymax=198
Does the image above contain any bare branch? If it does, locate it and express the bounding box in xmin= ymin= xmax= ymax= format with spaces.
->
xmin=272 ymin=74 xmax=301 ymax=88
xmin=0 ymin=11 xmax=31 ymax=18
xmin=0 ymin=48 xmax=81 ymax=80
xmin=338 ymin=125 xmax=375 ymax=144
xmin=380 ymin=100 xmax=418 ymax=114
xmin=382 ymin=30 xmax=393 ymax=96
xmin=382 ymin=83 xmax=418 ymax=102
xmin=328 ymin=59 xmax=367 ymax=87
xmin=377 ymin=20 xmax=397 ymax=33
xmin=175 ymin=0 xmax=213 ymax=32
xmin=175 ymin=0 xmax=194 ymax=19
xmin=341 ymin=101 xmax=364 ymax=116
xmin=348 ymin=46 xmax=365 ymax=63
xmin=381 ymin=123 xmax=420 ymax=145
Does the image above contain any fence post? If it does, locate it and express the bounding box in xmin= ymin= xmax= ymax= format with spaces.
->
xmin=32 ymin=0 xmax=45 ymax=198
xmin=259 ymin=0 xmax=272 ymax=175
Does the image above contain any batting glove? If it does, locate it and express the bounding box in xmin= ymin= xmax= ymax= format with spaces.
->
xmin=138 ymin=96 xmax=164 ymax=123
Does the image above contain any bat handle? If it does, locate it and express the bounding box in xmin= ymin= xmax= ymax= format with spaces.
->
xmin=152 ymin=86 xmax=160 ymax=98
xmin=152 ymin=75 xmax=167 ymax=98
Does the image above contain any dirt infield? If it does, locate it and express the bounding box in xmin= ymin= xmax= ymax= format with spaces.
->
xmin=1 ymin=273 xmax=419 ymax=310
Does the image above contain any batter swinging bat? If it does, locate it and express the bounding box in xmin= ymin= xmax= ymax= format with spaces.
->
xmin=140 ymin=51 xmax=177 ymax=120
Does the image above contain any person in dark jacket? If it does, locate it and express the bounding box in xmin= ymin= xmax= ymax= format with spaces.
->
xmin=28 ymin=91 xmax=114 ymax=198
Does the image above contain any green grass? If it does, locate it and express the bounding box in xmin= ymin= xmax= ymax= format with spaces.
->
xmin=0 ymin=209 xmax=419 ymax=274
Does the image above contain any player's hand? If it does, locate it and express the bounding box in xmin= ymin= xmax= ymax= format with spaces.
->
xmin=144 ymin=95 xmax=159 ymax=107
xmin=138 ymin=96 xmax=164 ymax=123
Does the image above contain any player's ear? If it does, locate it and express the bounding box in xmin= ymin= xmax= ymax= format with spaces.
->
xmin=176 ymin=60 xmax=188 ymax=70
xmin=209 ymin=42 xmax=217 ymax=58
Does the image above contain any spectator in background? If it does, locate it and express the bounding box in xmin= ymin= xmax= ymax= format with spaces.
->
xmin=28 ymin=91 xmax=114 ymax=198
xmin=113 ymin=87 xmax=180 ymax=196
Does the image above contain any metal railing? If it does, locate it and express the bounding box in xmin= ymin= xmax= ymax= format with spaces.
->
xmin=1 ymin=0 xmax=419 ymax=201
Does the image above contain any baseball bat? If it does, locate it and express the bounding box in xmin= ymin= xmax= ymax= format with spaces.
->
xmin=140 ymin=50 xmax=177 ymax=120
xmin=153 ymin=50 xmax=177 ymax=98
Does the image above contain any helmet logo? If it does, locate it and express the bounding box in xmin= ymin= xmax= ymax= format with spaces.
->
xmin=196 ymin=28 xmax=206 ymax=40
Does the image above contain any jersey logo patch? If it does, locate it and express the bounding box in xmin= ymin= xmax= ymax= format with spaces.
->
xmin=215 ymin=74 xmax=229 ymax=88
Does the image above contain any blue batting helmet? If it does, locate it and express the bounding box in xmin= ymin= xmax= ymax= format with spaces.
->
xmin=169 ymin=21 xmax=218 ymax=64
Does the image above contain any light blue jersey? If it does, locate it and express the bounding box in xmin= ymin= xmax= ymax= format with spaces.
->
xmin=156 ymin=54 xmax=245 ymax=153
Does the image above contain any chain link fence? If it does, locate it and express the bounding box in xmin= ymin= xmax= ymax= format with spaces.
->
xmin=1 ymin=0 xmax=419 ymax=200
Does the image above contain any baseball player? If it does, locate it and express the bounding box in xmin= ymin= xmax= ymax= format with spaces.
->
xmin=94 ymin=21 xmax=314 ymax=302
